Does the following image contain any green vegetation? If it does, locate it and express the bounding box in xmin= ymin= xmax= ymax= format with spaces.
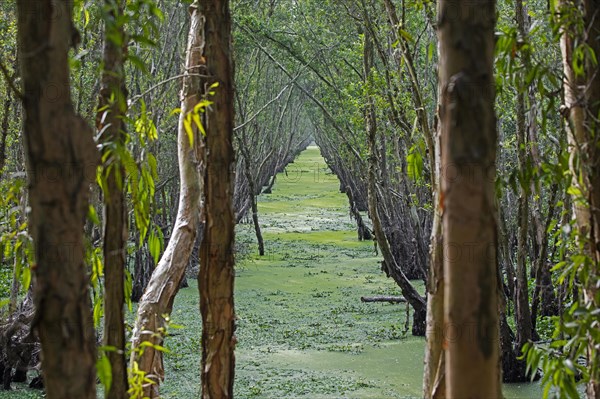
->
xmin=0 ymin=146 xmax=542 ymax=398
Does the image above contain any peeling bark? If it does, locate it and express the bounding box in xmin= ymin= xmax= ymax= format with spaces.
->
xmin=129 ymin=4 xmax=206 ymax=398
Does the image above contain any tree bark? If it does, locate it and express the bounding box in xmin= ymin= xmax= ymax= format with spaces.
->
xmin=238 ymin=134 xmax=265 ymax=256
xmin=424 ymin=18 xmax=445 ymax=399
xmin=513 ymin=1 xmax=536 ymax=366
xmin=198 ymin=0 xmax=237 ymax=396
xmin=97 ymin=1 xmax=129 ymax=396
xmin=423 ymin=151 xmax=445 ymax=398
xmin=129 ymin=4 xmax=206 ymax=398
xmin=16 ymin=1 xmax=98 ymax=398
xmin=557 ymin=0 xmax=600 ymax=396
xmin=438 ymin=0 xmax=500 ymax=396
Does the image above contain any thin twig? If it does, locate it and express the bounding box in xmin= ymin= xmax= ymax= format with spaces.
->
xmin=128 ymin=73 xmax=210 ymax=105
xmin=0 ymin=60 xmax=24 ymax=100
xmin=233 ymin=83 xmax=294 ymax=132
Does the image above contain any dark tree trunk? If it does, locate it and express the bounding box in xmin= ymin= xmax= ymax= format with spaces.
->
xmin=16 ymin=1 xmax=99 ymax=397
xmin=97 ymin=0 xmax=129 ymax=395
xmin=199 ymin=0 xmax=237 ymax=396
xmin=131 ymin=244 xmax=154 ymax=302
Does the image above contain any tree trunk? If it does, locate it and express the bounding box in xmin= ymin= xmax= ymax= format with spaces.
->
xmin=438 ymin=0 xmax=500 ymax=395
xmin=531 ymin=185 xmax=559 ymax=327
xmin=423 ymin=165 xmax=445 ymax=398
xmin=238 ymin=137 xmax=265 ymax=256
xmin=512 ymin=2 xmax=536 ymax=369
xmin=16 ymin=1 xmax=98 ymax=398
xmin=347 ymin=187 xmax=372 ymax=241
xmin=511 ymin=0 xmax=534 ymax=377
xmin=558 ymin=0 xmax=600 ymax=396
xmin=249 ymin=192 xmax=265 ymax=255
xmin=97 ymin=1 xmax=129 ymax=396
xmin=131 ymin=243 xmax=154 ymax=302
xmin=198 ymin=0 xmax=237 ymax=396
xmin=129 ymin=4 xmax=206 ymax=397
xmin=424 ymin=19 xmax=445 ymax=399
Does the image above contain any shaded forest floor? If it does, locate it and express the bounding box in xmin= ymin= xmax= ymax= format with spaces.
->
xmin=0 ymin=146 xmax=542 ymax=398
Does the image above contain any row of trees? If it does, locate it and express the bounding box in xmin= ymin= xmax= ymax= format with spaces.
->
xmin=1 ymin=0 xmax=310 ymax=397
xmin=232 ymin=0 xmax=600 ymax=396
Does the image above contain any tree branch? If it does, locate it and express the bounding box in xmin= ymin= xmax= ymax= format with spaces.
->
xmin=0 ymin=60 xmax=24 ymax=100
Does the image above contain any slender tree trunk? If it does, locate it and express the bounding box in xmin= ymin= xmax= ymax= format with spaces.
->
xmin=512 ymin=1 xmax=534 ymax=377
xmin=129 ymin=4 xmax=206 ymax=397
xmin=16 ymin=1 xmax=98 ymax=398
xmin=97 ymin=1 xmax=129 ymax=396
xmin=531 ymin=185 xmax=559 ymax=327
xmin=513 ymin=1 xmax=538 ymax=365
xmin=424 ymin=17 xmax=445 ymax=399
xmin=238 ymin=136 xmax=265 ymax=256
xmin=249 ymin=183 xmax=265 ymax=256
xmin=558 ymin=0 xmax=600 ymax=396
xmin=0 ymin=94 xmax=13 ymax=174
xmin=424 ymin=205 xmax=445 ymax=398
xmin=198 ymin=0 xmax=237 ymax=396
xmin=438 ymin=0 xmax=500 ymax=396
xmin=424 ymin=116 xmax=444 ymax=397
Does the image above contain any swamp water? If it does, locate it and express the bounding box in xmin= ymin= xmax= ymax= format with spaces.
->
xmin=0 ymin=146 xmax=542 ymax=398
xmin=163 ymin=146 xmax=543 ymax=398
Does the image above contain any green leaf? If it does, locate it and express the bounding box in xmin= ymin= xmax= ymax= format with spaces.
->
xmin=398 ymin=29 xmax=414 ymax=43
xmin=427 ymin=42 xmax=435 ymax=62
xmin=148 ymin=230 xmax=160 ymax=265
xmin=21 ymin=266 xmax=31 ymax=291
xmin=88 ymin=205 xmax=101 ymax=226
xmin=406 ymin=148 xmax=423 ymax=182
xmin=96 ymin=354 xmax=112 ymax=393
xmin=93 ymin=299 xmax=103 ymax=328
xmin=127 ymin=54 xmax=149 ymax=75
xmin=184 ymin=114 xmax=194 ymax=146
xmin=124 ymin=269 xmax=133 ymax=312
xmin=147 ymin=153 xmax=158 ymax=180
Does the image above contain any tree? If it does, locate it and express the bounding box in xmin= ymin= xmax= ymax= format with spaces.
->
xmin=556 ymin=0 xmax=600 ymax=395
xmin=96 ymin=0 xmax=129 ymax=396
xmin=361 ymin=8 xmax=427 ymax=336
xmin=198 ymin=0 xmax=237 ymax=395
xmin=438 ymin=0 xmax=500 ymax=396
xmin=15 ymin=0 xmax=98 ymax=397
xmin=129 ymin=3 xmax=206 ymax=397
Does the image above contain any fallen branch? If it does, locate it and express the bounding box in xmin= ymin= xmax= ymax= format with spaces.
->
xmin=360 ymin=296 xmax=406 ymax=304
